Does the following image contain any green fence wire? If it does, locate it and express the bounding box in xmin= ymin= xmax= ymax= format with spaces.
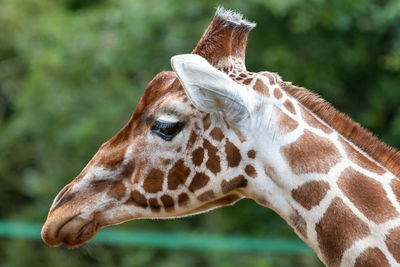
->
xmin=0 ymin=220 xmax=312 ymax=253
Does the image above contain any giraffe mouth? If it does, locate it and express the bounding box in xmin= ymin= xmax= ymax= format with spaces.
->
xmin=41 ymin=212 xmax=101 ymax=248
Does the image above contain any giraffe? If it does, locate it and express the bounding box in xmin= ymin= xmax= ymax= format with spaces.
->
xmin=41 ymin=7 xmax=400 ymax=266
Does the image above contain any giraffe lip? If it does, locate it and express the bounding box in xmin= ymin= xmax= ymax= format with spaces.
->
xmin=42 ymin=213 xmax=100 ymax=248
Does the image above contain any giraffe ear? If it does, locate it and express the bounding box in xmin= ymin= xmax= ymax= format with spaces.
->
xmin=171 ymin=54 xmax=251 ymax=122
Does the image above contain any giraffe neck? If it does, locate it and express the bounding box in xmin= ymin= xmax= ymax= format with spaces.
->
xmin=236 ymin=71 xmax=400 ymax=266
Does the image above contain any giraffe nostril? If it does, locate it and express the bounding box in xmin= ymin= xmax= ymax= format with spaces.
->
xmin=54 ymin=185 xmax=70 ymax=203
xmin=51 ymin=185 xmax=75 ymax=213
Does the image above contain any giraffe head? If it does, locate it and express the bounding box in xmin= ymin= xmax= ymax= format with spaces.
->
xmin=41 ymin=8 xmax=261 ymax=247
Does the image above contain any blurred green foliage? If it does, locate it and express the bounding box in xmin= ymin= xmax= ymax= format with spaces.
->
xmin=1 ymin=0 xmax=400 ymax=266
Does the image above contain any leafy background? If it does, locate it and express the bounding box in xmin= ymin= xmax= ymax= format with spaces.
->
xmin=1 ymin=0 xmax=400 ymax=266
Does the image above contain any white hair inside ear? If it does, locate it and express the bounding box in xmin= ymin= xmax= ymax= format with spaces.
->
xmin=171 ymin=54 xmax=253 ymax=123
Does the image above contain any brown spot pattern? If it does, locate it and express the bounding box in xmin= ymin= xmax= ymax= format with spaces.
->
xmin=301 ymin=107 xmax=332 ymax=134
xmin=189 ymin=172 xmax=210 ymax=192
xmin=107 ymin=181 xmax=126 ymax=201
xmin=262 ymin=72 xmax=275 ymax=85
xmin=186 ymin=131 xmax=197 ymax=150
xmin=221 ymin=175 xmax=247 ymax=194
xmin=391 ymin=178 xmax=400 ymax=203
xmin=192 ymin=147 xmax=204 ymax=166
xmin=354 ymin=247 xmax=389 ymax=267
xmin=160 ymin=195 xmax=174 ymax=211
xmin=273 ymin=88 xmax=283 ymax=99
xmin=291 ymin=181 xmax=330 ymax=210
xmin=338 ymin=137 xmax=385 ymax=175
xmin=253 ymin=79 xmax=269 ymax=96
xmin=385 ymin=227 xmax=400 ymax=263
xmin=274 ymin=107 xmax=299 ymax=134
xmin=148 ymin=198 xmax=160 ymax=212
xmin=204 ymin=139 xmax=221 ymax=174
xmin=245 ymin=165 xmax=257 ymax=178
xmin=338 ymin=167 xmax=398 ymax=223
xmin=247 ymin=150 xmax=256 ymax=159
xmin=290 ymin=210 xmax=307 ymax=239
xmin=197 ymin=190 xmax=216 ymax=201
xmin=167 ymin=159 xmax=191 ymax=190
xmin=178 ymin=193 xmax=189 ymax=206
xmin=143 ymin=169 xmax=164 ymax=193
xmin=203 ymin=114 xmax=211 ymax=130
xmin=316 ymin=197 xmax=370 ymax=267
xmin=225 ymin=139 xmax=242 ymax=168
xmin=284 ymin=100 xmax=296 ymax=115
xmin=281 ymin=130 xmax=340 ymax=175
xmin=243 ymin=78 xmax=252 ymax=85
xmin=210 ymin=127 xmax=224 ymax=141
xmin=127 ymin=190 xmax=148 ymax=208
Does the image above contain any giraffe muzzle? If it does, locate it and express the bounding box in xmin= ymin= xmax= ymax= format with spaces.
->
xmin=41 ymin=209 xmax=100 ymax=247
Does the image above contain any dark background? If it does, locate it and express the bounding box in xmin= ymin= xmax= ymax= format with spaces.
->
xmin=1 ymin=0 xmax=400 ymax=266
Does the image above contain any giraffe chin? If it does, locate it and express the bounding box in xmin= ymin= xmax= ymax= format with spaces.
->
xmin=41 ymin=213 xmax=101 ymax=248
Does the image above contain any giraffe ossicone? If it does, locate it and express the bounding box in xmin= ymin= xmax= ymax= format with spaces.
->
xmin=42 ymin=6 xmax=400 ymax=267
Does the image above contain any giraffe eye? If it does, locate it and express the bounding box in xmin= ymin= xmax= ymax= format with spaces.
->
xmin=151 ymin=120 xmax=185 ymax=141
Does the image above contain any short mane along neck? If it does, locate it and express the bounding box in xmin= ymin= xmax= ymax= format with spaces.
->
xmin=280 ymin=81 xmax=400 ymax=178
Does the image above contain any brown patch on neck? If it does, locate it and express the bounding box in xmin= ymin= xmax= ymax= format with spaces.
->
xmin=274 ymin=106 xmax=299 ymax=134
xmin=253 ymin=78 xmax=270 ymax=96
xmin=273 ymin=88 xmax=283 ymax=99
xmin=283 ymin=99 xmax=296 ymax=115
xmin=385 ymin=226 xmax=400 ymax=263
xmin=338 ymin=167 xmax=398 ymax=223
xmin=291 ymin=181 xmax=330 ymax=210
xmin=281 ymin=81 xmax=400 ymax=177
xmin=316 ymin=197 xmax=370 ymax=267
xmin=354 ymin=247 xmax=390 ymax=267
xmin=391 ymin=178 xmax=400 ymax=202
xmin=281 ymin=129 xmax=340 ymax=175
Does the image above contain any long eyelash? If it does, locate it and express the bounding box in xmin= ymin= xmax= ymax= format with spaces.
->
xmin=153 ymin=120 xmax=179 ymax=129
